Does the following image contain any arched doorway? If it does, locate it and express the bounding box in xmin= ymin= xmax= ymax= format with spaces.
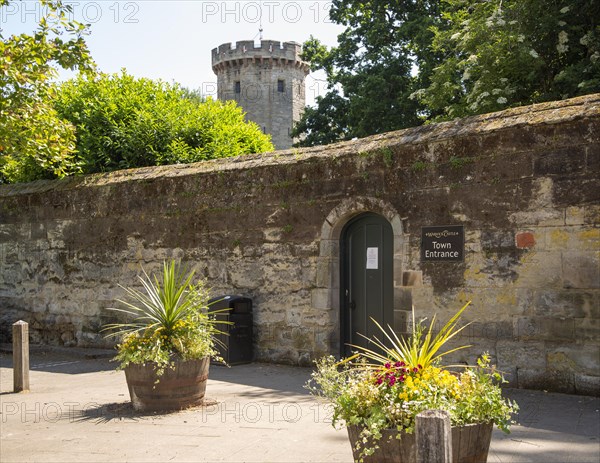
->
xmin=340 ymin=213 xmax=394 ymax=356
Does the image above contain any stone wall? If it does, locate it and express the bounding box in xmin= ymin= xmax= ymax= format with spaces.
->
xmin=1 ymin=94 xmax=598 ymax=394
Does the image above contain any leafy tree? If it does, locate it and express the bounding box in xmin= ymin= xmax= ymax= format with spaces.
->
xmin=0 ymin=0 xmax=94 ymax=183
xmin=295 ymin=0 xmax=600 ymax=145
xmin=52 ymin=72 xmax=273 ymax=173
xmin=293 ymin=0 xmax=444 ymax=146
xmin=292 ymin=89 xmax=350 ymax=146
xmin=414 ymin=0 xmax=600 ymax=120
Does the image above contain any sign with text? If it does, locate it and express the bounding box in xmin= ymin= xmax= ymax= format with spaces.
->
xmin=421 ymin=225 xmax=464 ymax=262
xmin=366 ymin=247 xmax=379 ymax=269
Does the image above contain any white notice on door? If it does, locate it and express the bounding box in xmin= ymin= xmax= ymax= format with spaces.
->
xmin=366 ymin=247 xmax=379 ymax=269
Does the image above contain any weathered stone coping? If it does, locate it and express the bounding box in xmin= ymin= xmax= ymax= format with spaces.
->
xmin=1 ymin=93 xmax=598 ymax=197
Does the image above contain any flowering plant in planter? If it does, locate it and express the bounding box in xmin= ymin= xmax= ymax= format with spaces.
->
xmin=102 ymin=261 xmax=229 ymax=411
xmin=307 ymin=302 xmax=518 ymax=462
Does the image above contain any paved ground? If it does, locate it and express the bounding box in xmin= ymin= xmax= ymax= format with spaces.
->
xmin=0 ymin=349 xmax=598 ymax=463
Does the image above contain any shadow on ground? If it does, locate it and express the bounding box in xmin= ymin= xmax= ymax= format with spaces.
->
xmin=209 ymin=362 xmax=312 ymax=396
xmin=488 ymin=388 xmax=600 ymax=463
xmin=0 ymin=351 xmax=115 ymax=374
xmin=505 ymin=388 xmax=600 ymax=436
xmin=70 ymin=397 xmax=225 ymax=424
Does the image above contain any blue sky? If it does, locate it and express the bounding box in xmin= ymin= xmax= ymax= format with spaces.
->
xmin=1 ymin=0 xmax=344 ymax=105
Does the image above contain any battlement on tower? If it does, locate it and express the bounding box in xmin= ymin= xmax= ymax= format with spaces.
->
xmin=212 ymin=40 xmax=309 ymax=72
xmin=211 ymin=38 xmax=309 ymax=149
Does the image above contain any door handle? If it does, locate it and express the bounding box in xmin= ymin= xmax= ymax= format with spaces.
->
xmin=350 ymin=300 xmax=356 ymax=310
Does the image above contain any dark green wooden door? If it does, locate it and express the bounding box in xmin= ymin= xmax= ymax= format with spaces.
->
xmin=341 ymin=213 xmax=394 ymax=356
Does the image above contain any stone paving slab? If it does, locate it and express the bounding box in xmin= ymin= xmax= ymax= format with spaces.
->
xmin=0 ymin=351 xmax=598 ymax=462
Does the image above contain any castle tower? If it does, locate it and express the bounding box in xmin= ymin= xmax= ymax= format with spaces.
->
xmin=212 ymin=40 xmax=310 ymax=150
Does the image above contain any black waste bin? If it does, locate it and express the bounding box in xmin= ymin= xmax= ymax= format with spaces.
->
xmin=208 ymin=295 xmax=253 ymax=365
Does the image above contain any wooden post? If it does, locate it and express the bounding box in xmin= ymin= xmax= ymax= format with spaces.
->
xmin=416 ymin=409 xmax=452 ymax=463
xmin=12 ymin=320 xmax=30 ymax=392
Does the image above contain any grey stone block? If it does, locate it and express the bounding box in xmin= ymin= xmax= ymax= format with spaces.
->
xmin=514 ymin=316 xmax=575 ymax=341
xmin=496 ymin=340 xmax=547 ymax=370
xmin=574 ymin=373 xmax=600 ymax=395
xmin=563 ymin=251 xmax=600 ymax=289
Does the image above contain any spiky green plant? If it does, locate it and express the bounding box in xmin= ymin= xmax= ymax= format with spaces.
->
xmin=103 ymin=260 xmax=228 ymax=372
xmin=104 ymin=261 xmax=201 ymax=337
xmin=350 ymin=301 xmax=472 ymax=369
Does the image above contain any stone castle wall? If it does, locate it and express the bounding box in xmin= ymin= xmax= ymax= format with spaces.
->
xmin=1 ymin=95 xmax=598 ymax=394
xmin=212 ymin=40 xmax=310 ymax=150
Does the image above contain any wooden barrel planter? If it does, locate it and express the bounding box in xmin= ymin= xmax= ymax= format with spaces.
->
xmin=347 ymin=422 xmax=493 ymax=463
xmin=124 ymin=357 xmax=210 ymax=412
xmin=451 ymin=422 xmax=493 ymax=463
